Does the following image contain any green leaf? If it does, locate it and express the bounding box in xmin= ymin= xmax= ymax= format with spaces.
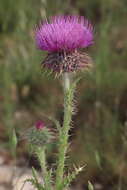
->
xmin=88 ymin=181 xmax=94 ymax=190
xmin=95 ymin=150 xmax=102 ymax=169
xmin=11 ymin=128 xmax=18 ymax=148
xmin=10 ymin=128 xmax=18 ymax=157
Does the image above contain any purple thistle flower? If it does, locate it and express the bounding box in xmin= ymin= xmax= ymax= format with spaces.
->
xmin=35 ymin=16 xmax=93 ymax=52
xmin=35 ymin=16 xmax=94 ymax=73
xmin=35 ymin=120 xmax=45 ymax=130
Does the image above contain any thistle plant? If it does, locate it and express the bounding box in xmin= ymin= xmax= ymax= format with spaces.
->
xmin=26 ymin=15 xmax=94 ymax=190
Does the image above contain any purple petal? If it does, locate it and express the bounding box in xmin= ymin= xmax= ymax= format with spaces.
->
xmin=35 ymin=16 xmax=94 ymax=52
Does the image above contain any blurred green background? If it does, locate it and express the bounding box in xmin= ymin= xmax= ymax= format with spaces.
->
xmin=0 ymin=0 xmax=127 ymax=189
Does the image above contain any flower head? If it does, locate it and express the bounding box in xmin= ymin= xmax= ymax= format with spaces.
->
xmin=35 ymin=15 xmax=94 ymax=73
xmin=35 ymin=16 xmax=93 ymax=52
xmin=27 ymin=124 xmax=53 ymax=147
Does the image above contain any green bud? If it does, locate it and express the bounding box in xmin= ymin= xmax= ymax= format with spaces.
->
xmin=27 ymin=127 xmax=53 ymax=147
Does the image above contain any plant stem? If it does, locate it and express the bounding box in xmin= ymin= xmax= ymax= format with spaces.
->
xmin=63 ymin=72 xmax=70 ymax=91
xmin=36 ymin=147 xmax=51 ymax=190
xmin=55 ymin=73 xmax=75 ymax=190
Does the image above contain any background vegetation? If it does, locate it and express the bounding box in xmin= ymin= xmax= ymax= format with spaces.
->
xmin=0 ymin=0 xmax=127 ymax=189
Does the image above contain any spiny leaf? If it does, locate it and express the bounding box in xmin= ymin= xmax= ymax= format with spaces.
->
xmin=32 ymin=167 xmax=40 ymax=186
xmin=24 ymin=178 xmax=44 ymax=190
xmin=62 ymin=165 xmax=86 ymax=189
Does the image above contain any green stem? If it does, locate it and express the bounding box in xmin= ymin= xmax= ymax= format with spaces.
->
xmin=36 ymin=147 xmax=51 ymax=190
xmin=55 ymin=73 xmax=75 ymax=190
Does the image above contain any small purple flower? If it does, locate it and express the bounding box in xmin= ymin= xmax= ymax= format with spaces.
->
xmin=35 ymin=16 xmax=94 ymax=73
xmin=35 ymin=120 xmax=45 ymax=130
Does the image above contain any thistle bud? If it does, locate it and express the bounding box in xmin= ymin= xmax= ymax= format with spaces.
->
xmin=27 ymin=121 xmax=53 ymax=146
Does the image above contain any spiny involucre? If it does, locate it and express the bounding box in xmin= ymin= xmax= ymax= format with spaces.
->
xmin=26 ymin=121 xmax=53 ymax=146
